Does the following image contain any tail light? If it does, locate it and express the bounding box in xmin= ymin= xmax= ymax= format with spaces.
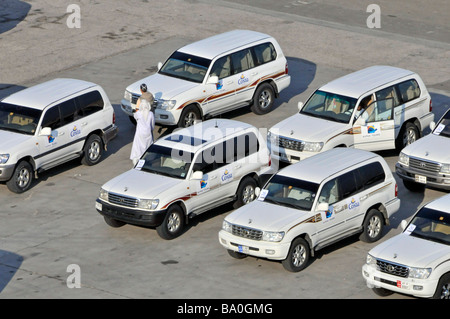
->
xmin=395 ymin=183 xmax=398 ymax=197
xmin=268 ymin=154 xmax=272 ymax=167
xmin=429 ymin=98 xmax=432 ymax=112
xmin=113 ymin=112 xmax=116 ymax=124
xmin=285 ymin=62 xmax=288 ymax=75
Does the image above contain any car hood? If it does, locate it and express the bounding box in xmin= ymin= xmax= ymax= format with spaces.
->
xmin=0 ymin=129 xmax=31 ymax=153
xmin=401 ymin=134 xmax=450 ymax=163
xmin=102 ymin=169 xmax=181 ymax=199
xmin=270 ymin=113 xmax=348 ymax=142
xmin=126 ymin=73 xmax=198 ymax=100
xmin=225 ymin=200 xmax=309 ymax=231
xmin=369 ymin=233 xmax=450 ymax=268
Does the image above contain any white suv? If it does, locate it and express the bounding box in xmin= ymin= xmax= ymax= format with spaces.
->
xmin=396 ymin=109 xmax=450 ymax=192
xmin=219 ymin=148 xmax=400 ymax=272
xmin=363 ymin=194 xmax=450 ymax=299
xmin=121 ymin=30 xmax=290 ymax=127
xmin=0 ymin=78 xmax=118 ymax=193
xmin=268 ymin=66 xmax=434 ymax=164
xmin=96 ymin=119 xmax=272 ymax=239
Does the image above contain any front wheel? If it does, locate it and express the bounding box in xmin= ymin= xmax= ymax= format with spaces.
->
xmin=178 ymin=105 xmax=201 ymax=128
xmin=396 ymin=122 xmax=419 ymax=150
xmin=432 ymin=273 xmax=450 ymax=299
xmin=6 ymin=161 xmax=33 ymax=193
xmin=360 ymin=209 xmax=384 ymax=243
xmin=156 ymin=204 xmax=185 ymax=240
xmin=282 ymin=237 xmax=310 ymax=272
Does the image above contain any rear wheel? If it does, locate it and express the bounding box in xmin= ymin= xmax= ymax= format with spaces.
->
xmin=396 ymin=122 xmax=419 ymax=150
xmin=234 ymin=177 xmax=257 ymax=208
xmin=360 ymin=209 xmax=384 ymax=243
xmin=6 ymin=161 xmax=33 ymax=193
xmin=81 ymin=134 xmax=103 ymax=166
xmin=251 ymin=83 xmax=275 ymax=115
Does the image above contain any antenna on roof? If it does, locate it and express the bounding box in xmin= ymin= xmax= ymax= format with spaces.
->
xmin=215 ymin=120 xmax=218 ymax=128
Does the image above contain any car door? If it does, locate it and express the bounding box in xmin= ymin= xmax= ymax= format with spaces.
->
xmin=353 ymin=88 xmax=396 ymax=151
xmin=230 ymin=48 xmax=258 ymax=106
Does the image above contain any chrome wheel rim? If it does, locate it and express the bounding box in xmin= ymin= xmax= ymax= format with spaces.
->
xmin=292 ymin=244 xmax=306 ymax=267
xmin=367 ymin=216 xmax=381 ymax=238
xmin=167 ymin=212 xmax=181 ymax=233
xmin=89 ymin=141 xmax=101 ymax=161
xmin=242 ymin=185 xmax=255 ymax=204
xmin=17 ymin=168 xmax=30 ymax=188
xmin=258 ymin=90 xmax=272 ymax=109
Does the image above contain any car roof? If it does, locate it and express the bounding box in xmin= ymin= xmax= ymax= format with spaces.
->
xmin=425 ymin=193 xmax=450 ymax=213
xmin=1 ymin=78 xmax=98 ymax=110
xmin=319 ymin=65 xmax=415 ymax=99
xmin=177 ymin=29 xmax=272 ymax=60
xmin=277 ymin=148 xmax=381 ymax=184
xmin=155 ymin=119 xmax=255 ymax=153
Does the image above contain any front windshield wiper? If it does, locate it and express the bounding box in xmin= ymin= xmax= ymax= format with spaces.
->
xmin=265 ymin=197 xmax=302 ymax=210
xmin=0 ymin=126 xmax=27 ymax=135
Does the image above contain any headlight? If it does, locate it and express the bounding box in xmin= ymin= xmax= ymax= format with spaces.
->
xmin=262 ymin=231 xmax=285 ymax=242
xmin=409 ymin=267 xmax=432 ymax=279
xmin=303 ymin=141 xmax=324 ymax=152
xmin=0 ymin=154 xmax=10 ymax=164
xmin=138 ymin=199 xmax=159 ymax=210
xmin=366 ymin=253 xmax=377 ymax=266
xmin=222 ymin=220 xmax=232 ymax=233
xmin=157 ymin=99 xmax=177 ymax=110
xmin=124 ymin=90 xmax=132 ymax=102
xmin=398 ymin=152 xmax=409 ymax=166
xmin=99 ymin=188 xmax=108 ymax=201
xmin=440 ymin=163 xmax=450 ymax=174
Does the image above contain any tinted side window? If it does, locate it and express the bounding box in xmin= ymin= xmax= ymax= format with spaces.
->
xmin=231 ymin=48 xmax=255 ymax=74
xmin=193 ymin=147 xmax=216 ymax=174
xmin=59 ymin=98 xmax=80 ymax=126
xmin=77 ymin=91 xmax=104 ymax=117
xmin=397 ymin=79 xmax=421 ymax=104
xmin=210 ymin=56 xmax=231 ymax=79
xmin=253 ymin=42 xmax=277 ymax=65
xmin=41 ymin=106 xmax=61 ymax=130
xmin=338 ymin=171 xmax=359 ymax=199
xmin=358 ymin=162 xmax=385 ymax=189
xmin=235 ymin=132 xmax=259 ymax=160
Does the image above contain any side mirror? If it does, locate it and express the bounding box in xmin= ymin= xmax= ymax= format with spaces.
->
xmin=317 ymin=202 xmax=329 ymax=211
xmin=40 ymin=127 xmax=51 ymax=136
xmin=254 ymin=187 xmax=261 ymax=197
xmin=157 ymin=62 xmax=163 ymax=71
xmin=429 ymin=121 xmax=436 ymax=131
xmin=400 ymin=219 xmax=408 ymax=231
xmin=297 ymin=101 xmax=304 ymax=111
xmin=191 ymin=171 xmax=203 ymax=180
xmin=207 ymin=75 xmax=219 ymax=85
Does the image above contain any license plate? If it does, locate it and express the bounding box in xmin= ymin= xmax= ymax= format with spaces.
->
xmin=95 ymin=202 xmax=102 ymax=211
xmin=415 ymin=174 xmax=427 ymax=184
xmin=238 ymin=245 xmax=249 ymax=253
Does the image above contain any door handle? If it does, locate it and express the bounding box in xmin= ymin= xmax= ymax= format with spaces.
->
xmin=251 ymin=72 xmax=258 ymax=76
xmin=58 ymin=132 xmax=65 ymax=136
xmin=234 ymin=164 xmax=241 ymax=169
xmin=81 ymin=122 xmax=88 ymax=127
xmin=226 ymin=81 xmax=233 ymax=85
xmin=210 ymin=175 xmax=217 ymax=180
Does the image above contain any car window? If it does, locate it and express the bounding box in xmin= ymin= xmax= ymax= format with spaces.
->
xmin=210 ymin=56 xmax=231 ymax=79
xmin=253 ymin=42 xmax=277 ymax=65
xmin=0 ymin=102 xmax=41 ymax=135
xmin=59 ymin=98 xmax=80 ymax=126
xmin=358 ymin=162 xmax=385 ymax=189
xmin=231 ymin=48 xmax=255 ymax=74
xmin=432 ymin=109 xmax=450 ymax=138
xmin=338 ymin=171 xmax=359 ymax=199
xmin=397 ymin=79 xmax=421 ymax=104
xmin=77 ymin=91 xmax=104 ymax=117
xmin=318 ymin=178 xmax=340 ymax=205
xmin=41 ymin=106 xmax=62 ymax=130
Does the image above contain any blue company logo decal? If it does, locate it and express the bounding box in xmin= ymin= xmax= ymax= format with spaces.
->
xmin=47 ymin=131 xmax=57 ymax=143
xmin=221 ymin=169 xmax=233 ymax=182
xmin=70 ymin=125 xmax=81 ymax=138
xmin=200 ymin=179 xmax=208 ymax=189
xmin=216 ymin=79 xmax=223 ymax=90
xmin=367 ymin=125 xmax=378 ymax=134
xmin=348 ymin=197 xmax=360 ymax=210
xmin=237 ymin=74 xmax=249 ymax=85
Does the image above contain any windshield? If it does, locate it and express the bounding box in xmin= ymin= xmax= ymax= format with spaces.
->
xmin=140 ymin=144 xmax=194 ymax=179
xmin=0 ymin=102 xmax=42 ymax=135
xmin=300 ymin=90 xmax=357 ymax=123
xmin=432 ymin=110 xmax=450 ymax=138
xmin=261 ymin=174 xmax=320 ymax=211
xmin=159 ymin=51 xmax=211 ymax=83
xmin=406 ymin=207 xmax=450 ymax=245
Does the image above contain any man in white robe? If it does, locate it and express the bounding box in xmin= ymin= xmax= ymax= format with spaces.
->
xmin=130 ymin=84 xmax=155 ymax=166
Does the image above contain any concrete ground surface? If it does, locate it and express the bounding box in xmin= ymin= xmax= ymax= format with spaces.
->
xmin=0 ymin=0 xmax=449 ymax=301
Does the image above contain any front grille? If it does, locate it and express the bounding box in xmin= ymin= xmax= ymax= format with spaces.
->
xmin=108 ymin=193 xmax=138 ymax=208
xmin=376 ymin=259 xmax=409 ymax=278
xmin=279 ymin=136 xmax=304 ymax=151
xmin=232 ymin=225 xmax=263 ymax=241
xmin=409 ymin=157 xmax=441 ymax=173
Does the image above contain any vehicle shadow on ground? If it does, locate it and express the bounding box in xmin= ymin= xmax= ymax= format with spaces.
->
xmin=0 ymin=250 xmax=23 ymax=293
xmin=0 ymin=0 xmax=31 ymax=35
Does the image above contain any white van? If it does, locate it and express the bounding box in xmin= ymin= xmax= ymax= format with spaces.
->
xmin=121 ymin=30 xmax=291 ymax=127
xmin=96 ymin=119 xmax=272 ymax=239
xmin=0 ymin=79 xmax=118 ymax=193
xmin=219 ymin=148 xmax=400 ymax=272
xmin=268 ymin=66 xmax=434 ymax=164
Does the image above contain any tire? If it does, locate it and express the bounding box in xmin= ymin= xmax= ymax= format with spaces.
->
xmin=251 ymin=83 xmax=275 ymax=115
xmin=396 ymin=122 xmax=419 ymax=150
xmin=104 ymin=216 xmax=126 ymax=228
xmin=432 ymin=273 xmax=450 ymax=299
xmin=234 ymin=177 xmax=257 ymax=208
xmin=81 ymin=134 xmax=103 ymax=166
xmin=156 ymin=204 xmax=185 ymax=240
xmin=178 ymin=105 xmax=201 ymax=128
xmin=6 ymin=161 xmax=33 ymax=193
xmin=227 ymin=249 xmax=247 ymax=259
xmin=371 ymin=287 xmax=394 ymax=297
xmin=360 ymin=209 xmax=384 ymax=243
xmin=282 ymin=237 xmax=310 ymax=272
xmin=403 ymin=179 xmax=425 ymax=192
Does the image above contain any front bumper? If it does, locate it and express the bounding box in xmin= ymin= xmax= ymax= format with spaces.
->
xmin=218 ymin=230 xmax=291 ymax=261
xmin=96 ymin=199 xmax=166 ymax=227
xmin=0 ymin=163 xmax=16 ymax=182
xmin=362 ymin=264 xmax=438 ymax=298
xmin=395 ymin=163 xmax=450 ymax=190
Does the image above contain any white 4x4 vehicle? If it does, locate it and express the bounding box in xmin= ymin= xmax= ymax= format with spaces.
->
xmin=268 ymin=66 xmax=434 ymax=164
xmin=396 ymin=109 xmax=450 ymax=192
xmin=96 ymin=119 xmax=271 ymax=239
xmin=219 ymin=148 xmax=400 ymax=272
xmin=121 ymin=30 xmax=290 ymax=127
xmin=0 ymin=78 xmax=118 ymax=193
xmin=363 ymin=194 xmax=450 ymax=299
